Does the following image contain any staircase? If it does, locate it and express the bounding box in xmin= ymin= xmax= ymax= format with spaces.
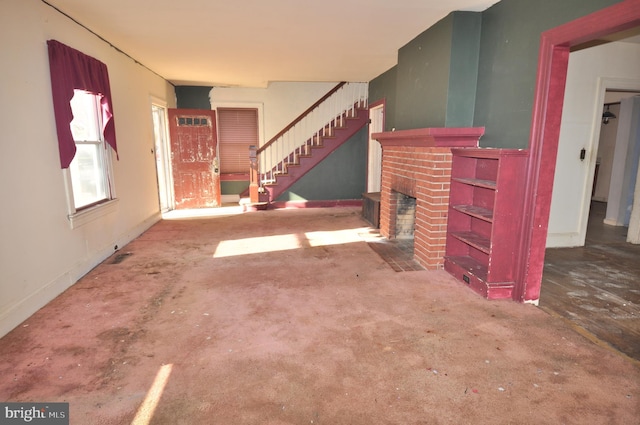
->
xmin=249 ymin=82 xmax=369 ymax=205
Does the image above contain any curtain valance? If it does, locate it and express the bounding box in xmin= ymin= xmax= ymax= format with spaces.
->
xmin=47 ymin=40 xmax=118 ymax=168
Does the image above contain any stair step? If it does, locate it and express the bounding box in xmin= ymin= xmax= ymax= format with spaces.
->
xmin=261 ymin=98 xmax=369 ymax=202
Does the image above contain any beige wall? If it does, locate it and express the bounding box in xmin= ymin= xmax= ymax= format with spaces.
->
xmin=0 ymin=0 xmax=176 ymax=337
xmin=210 ymin=82 xmax=338 ymax=142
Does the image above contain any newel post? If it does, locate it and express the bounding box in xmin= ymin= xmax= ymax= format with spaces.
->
xmin=249 ymin=145 xmax=259 ymax=204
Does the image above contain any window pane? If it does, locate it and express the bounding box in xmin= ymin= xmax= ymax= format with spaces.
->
xmin=70 ymin=90 xmax=100 ymax=141
xmin=67 ymin=89 xmax=111 ymax=210
xmin=70 ymin=144 xmax=107 ymax=208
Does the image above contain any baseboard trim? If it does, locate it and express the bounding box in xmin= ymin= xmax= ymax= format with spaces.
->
xmin=269 ymin=199 xmax=363 ymax=209
xmin=0 ymin=212 xmax=161 ymax=338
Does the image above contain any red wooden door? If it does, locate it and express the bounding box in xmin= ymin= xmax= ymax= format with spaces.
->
xmin=168 ymin=108 xmax=220 ymax=209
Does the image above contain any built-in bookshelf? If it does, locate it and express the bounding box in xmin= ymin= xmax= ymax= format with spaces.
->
xmin=444 ymin=148 xmax=528 ymax=300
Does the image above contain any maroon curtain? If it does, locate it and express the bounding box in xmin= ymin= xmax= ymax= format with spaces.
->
xmin=47 ymin=40 xmax=118 ymax=169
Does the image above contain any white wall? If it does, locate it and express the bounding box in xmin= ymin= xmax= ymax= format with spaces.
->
xmin=606 ymin=97 xmax=640 ymax=226
xmin=0 ymin=0 xmax=175 ymax=337
xmin=628 ymin=122 xmax=640 ymax=243
xmin=210 ymin=82 xmax=338 ymax=142
xmin=547 ymin=41 xmax=640 ymax=247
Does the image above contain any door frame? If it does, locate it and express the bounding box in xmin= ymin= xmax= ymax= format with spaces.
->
xmin=367 ymin=100 xmax=385 ymax=193
xmin=150 ymin=98 xmax=174 ymax=212
xmin=517 ymin=1 xmax=640 ymax=303
xmin=211 ymin=101 xmax=264 ymax=204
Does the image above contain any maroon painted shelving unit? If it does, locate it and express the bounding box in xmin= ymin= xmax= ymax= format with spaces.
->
xmin=444 ymin=148 xmax=528 ymax=300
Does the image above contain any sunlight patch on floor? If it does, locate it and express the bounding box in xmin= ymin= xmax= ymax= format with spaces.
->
xmin=212 ymin=227 xmax=375 ymax=258
xmin=213 ymin=234 xmax=302 ymax=258
xmin=130 ymin=363 xmax=173 ymax=425
xmin=304 ymin=227 xmax=372 ymax=246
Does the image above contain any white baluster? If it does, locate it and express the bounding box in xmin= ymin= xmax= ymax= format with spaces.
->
xmin=255 ymin=82 xmax=369 ymax=191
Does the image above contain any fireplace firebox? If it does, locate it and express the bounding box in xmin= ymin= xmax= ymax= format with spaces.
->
xmin=394 ymin=192 xmax=416 ymax=240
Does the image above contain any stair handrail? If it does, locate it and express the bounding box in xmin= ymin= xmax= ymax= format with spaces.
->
xmin=250 ymin=81 xmax=368 ymax=203
xmin=256 ymin=82 xmax=347 ymax=155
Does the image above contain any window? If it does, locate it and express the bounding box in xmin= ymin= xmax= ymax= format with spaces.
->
xmin=47 ymin=40 xmax=119 ymax=226
xmin=68 ymin=90 xmax=113 ymax=210
xmin=217 ymin=108 xmax=259 ymax=174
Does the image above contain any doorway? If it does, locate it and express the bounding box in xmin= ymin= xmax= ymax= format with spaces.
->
xmin=216 ymin=107 xmax=260 ymax=204
xmin=515 ymin=2 xmax=640 ymax=303
xmin=151 ymin=102 xmax=173 ymax=212
xmin=367 ymin=102 xmax=384 ymax=193
xmin=528 ymin=4 xmax=640 ymax=360
xmin=167 ymin=108 xmax=221 ymax=209
xmin=547 ymin=48 xmax=640 ymax=250
xmin=541 ymin=90 xmax=640 ymax=361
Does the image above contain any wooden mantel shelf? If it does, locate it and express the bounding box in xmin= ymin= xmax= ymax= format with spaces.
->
xmin=372 ymin=127 xmax=485 ymax=148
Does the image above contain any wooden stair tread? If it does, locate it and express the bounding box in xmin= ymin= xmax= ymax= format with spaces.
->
xmin=262 ymin=99 xmax=370 ymax=201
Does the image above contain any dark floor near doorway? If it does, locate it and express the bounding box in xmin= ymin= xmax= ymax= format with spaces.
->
xmin=540 ymin=201 xmax=640 ymax=362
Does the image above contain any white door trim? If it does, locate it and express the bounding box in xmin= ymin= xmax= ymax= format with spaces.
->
xmin=367 ymin=104 xmax=384 ymax=193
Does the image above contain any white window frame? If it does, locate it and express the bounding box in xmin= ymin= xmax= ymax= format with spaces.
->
xmin=64 ymin=90 xmax=118 ymax=229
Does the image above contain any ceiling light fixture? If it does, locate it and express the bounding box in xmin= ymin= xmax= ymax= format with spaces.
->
xmin=602 ymin=104 xmax=617 ymax=125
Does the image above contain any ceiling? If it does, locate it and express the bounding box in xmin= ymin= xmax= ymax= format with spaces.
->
xmin=43 ymin=0 xmax=501 ymax=88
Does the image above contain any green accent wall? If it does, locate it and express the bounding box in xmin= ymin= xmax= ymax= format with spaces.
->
xmin=474 ymin=0 xmax=621 ymax=148
xmin=369 ymin=12 xmax=481 ymax=131
xmin=221 ymin=180 xmax=249 ymax=195
xmin=175 ymin=86 xmax=212 ymax=110
xmin=368 ymin=0 xmax=622 ymax=148
xmin=446 ymin=12 xmax=481 ymax=127
xmin=395 ymin=15 xmax=453 ymax=129
xmin=369 ymin=66 xmax=397 ymax=131
xmin=277 ymin=127 xmax=368 ymax=201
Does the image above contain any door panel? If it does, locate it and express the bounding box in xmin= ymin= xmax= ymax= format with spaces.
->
xmin=168 ymin=109 xmax=220 ymax=209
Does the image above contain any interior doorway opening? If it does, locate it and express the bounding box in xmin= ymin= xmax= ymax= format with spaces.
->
xmin=367 ymin=102 xmax=384 ymax=193
xmin=536 ymin=10 xmax=640 ymax=360
xmin=542 ymin=91 xmax=640 ymax=361
xmin=517 ymin=1 xmax=640 ymax=303
xmin=151 ymin=102 xmax=173 ymax=212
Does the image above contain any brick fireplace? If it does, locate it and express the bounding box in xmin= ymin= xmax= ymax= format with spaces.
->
xmin=372 ymin=128 xmax=484 ymax=270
